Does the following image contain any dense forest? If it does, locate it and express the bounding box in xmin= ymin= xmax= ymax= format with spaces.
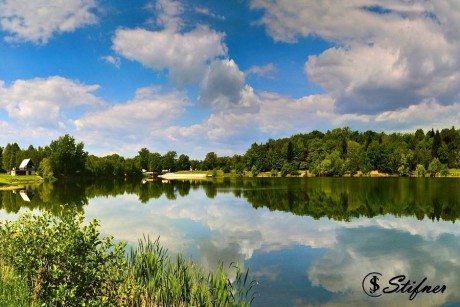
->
xmin=1 ymin=127 xmax=459 ymax=179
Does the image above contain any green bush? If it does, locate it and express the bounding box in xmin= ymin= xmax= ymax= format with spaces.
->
xmin=414 ymin=164 xmax=426 ymax=177
xmin=0 ymin=212 xmax=127 ymax=306
xmin=281 ymin=162 xmax=299 ymax=177
xmin=251 ymin=166 xmax=260 ymax=177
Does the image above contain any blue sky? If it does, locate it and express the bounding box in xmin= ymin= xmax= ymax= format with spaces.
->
xmin=1 ymin=0 xmax=460 ymax=158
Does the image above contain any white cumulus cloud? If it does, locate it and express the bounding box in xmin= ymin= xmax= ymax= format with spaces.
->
xmin=0 ymin=0 xmax=98 ymax=44
xmin=0 ymin=76 xmax=103 ymax=128
xmin=73 ymin=86 xmax=190 ymax=154
xmin=113 ymin=26 xmax=227 ymax=85
xmin=245 ymin=63 xmax=277 ymax=79
xmin=112 ymin=0 xmax=227 ymax=86
xmin=198 ymin=59 xmax=258 ymax=110
xmin=252 ymin=0 xmax=460 ymax=115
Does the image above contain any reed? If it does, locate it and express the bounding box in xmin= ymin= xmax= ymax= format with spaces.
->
xmin=0 ymin=262 xmax=34 ymax=306
xmin=125 ymin=236 xmax=255 ymax=306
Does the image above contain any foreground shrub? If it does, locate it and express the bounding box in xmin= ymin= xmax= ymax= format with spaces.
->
xmin=0 ymin=212 xmax=127 ymax=306
xmin=0 ymin=212 xmax=255 ymax=306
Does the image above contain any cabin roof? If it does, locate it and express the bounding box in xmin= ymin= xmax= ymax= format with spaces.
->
xmin=19 ymin=159 xmax=33 ymax=168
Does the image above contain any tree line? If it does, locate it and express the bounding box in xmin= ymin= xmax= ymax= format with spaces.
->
xmin=0 ymin=135 xmax=140 ymax=180
xmin=1 ymin=127 xmax=460 ymax=179
xmin=136 ymin=126 xmax=460 ymax=177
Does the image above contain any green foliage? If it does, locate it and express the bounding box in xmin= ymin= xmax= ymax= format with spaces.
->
xmin=428 ymin=158 xmax=443 ymax=177
xmin=312 ymin=151 xmax=344 ymax=176
xmin=0 ymin=263 xmax=33 ymax=306
xmin=49 ymin=134 xmax=88 ymax=177
xmin=0 ymin=212 xmax=256 ymax=306
xmin=345 ymin=140 xmax=362 ymax=175
xmin=149 ymin=152 xmax=163 ymax=173
xmin=281 ymin=162 xmax=299 ymax=177
xmin=432 ymin=130 xmax=442 ymax=159
xmin=162 ymin=151 xmax=177 ymax=172
xmin=177 ymin=154 xmax=191 ymax=171
xmin=38 ymin=157 xmax=56 ymax=182
xmin=137 ymin=148 xmax=150 ymax=170
xmin=0 ymin=212 xmax=127 ymax=305
xmin=414 ymin=164 xmax=426 ymax=177
xmin=0 ymin=174 xmax=42 ymax=188
xmin=1 ymin=143 xmax=21 ymax=172
xmin=234 ymin=163 xmax=245 ymax=177
xmin=203 ymin=152 xmax=218 ymax=171
xmin=440 ymin=164 xmax=449 ymax=177
xmin=5 ymin=126 xmax=460 ymax=179
xmin=127 ymin=237 xmax=255 ymax=307
xmin=251 ymin=165 xmax=260 ymax=177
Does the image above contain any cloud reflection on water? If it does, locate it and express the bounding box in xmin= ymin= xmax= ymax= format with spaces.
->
xmin=81 ymin=187 xmax=460 ymax=305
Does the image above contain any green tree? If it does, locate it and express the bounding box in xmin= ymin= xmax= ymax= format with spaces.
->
xmin=286 ymin=141 xmax=294 ymax=162
xmin=313 ymin=159 xmax=332 ymax=176
xmin=251 ymin=165 xmax=259 ymax=177
xmin=2 ymin=143 xmax=21 ymax=172
xmin=415 ymin=139 xmax=432 ymax=168
xmin=38 ymin=157 xmax=56 ymax=182
xmin=345 ymin=140 xmax=361 ymax=175
xmin=137 ymin=148 xmax=150 ymax=170
xmin=432 ymin=130 xmax=442 ymax=159
xmin=428 ymin=158 xmax=442 ymax=177
xmin=177 ymin=154 xmax=191 ymax=171
xmin=48 ymin=135 xmax=88 ymax=176
xmin=234 ymin=162 xmax=245 ymax=176
xmin=203 ymin=152 xmax=218 ymax=170
xmin=245 ymin=143 xmax=267 ymax=171
xmin=281 ymin=162 xmax=299 ymax=177
xmin=440 ymin=164 xmax=449 ymax=177
xmin=123 ymin=158 xmax=142 ymax=177
xmin=148 ymin=152 xmax=163 ymax=172
xmin=162 ymin=151 xmax=177 ymax=172
xmin=366 ymin=141 xmax=391 ymax=173
xmin=437 ymin=143 xmax=449 ymax=164
xmin=414 ymin=128 xmax=425 ymax=142
xmin=190 ymin=159 xmax=201 ymax=170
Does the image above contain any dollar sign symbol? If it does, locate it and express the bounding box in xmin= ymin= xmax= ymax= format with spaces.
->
xmin=369 ymin=275 xmax=380 ymax=294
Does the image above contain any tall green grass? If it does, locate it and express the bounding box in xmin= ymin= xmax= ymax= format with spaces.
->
xmin=126 ymin=236 xmax=256 ymax=306
xmin=0 ymin=263 xmax=34 ymax=306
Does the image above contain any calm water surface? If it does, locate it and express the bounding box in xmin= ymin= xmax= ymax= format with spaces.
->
xmin=1 ymin=177 xmax=460 ymax=306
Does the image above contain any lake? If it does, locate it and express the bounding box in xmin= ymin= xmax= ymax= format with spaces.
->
xmin=1 ymin=177 xmax=460 ymax=306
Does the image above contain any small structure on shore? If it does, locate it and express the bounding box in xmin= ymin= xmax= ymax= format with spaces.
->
xmin=11 ymin=159 xmax=36 ymax=176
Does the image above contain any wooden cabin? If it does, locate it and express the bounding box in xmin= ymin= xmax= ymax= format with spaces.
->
xmin=13 ymin=159 xmax=36 ymax=176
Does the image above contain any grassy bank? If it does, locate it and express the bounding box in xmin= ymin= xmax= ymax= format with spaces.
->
xmin=0 ymin=174 xmax=43 ymax=190
xmin=0 ymin=212 xmax=255 ymax=306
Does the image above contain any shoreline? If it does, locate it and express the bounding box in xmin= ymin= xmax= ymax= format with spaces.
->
xmin=0 ymin=174 xmax=43 ymax=190
xmin=158 ymin=172 xmax=211 ymax=180
xmin=152 ymin=170 xmax=460 ymax=180
xmin=0 ymin=185 xmax=26 ymax=191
